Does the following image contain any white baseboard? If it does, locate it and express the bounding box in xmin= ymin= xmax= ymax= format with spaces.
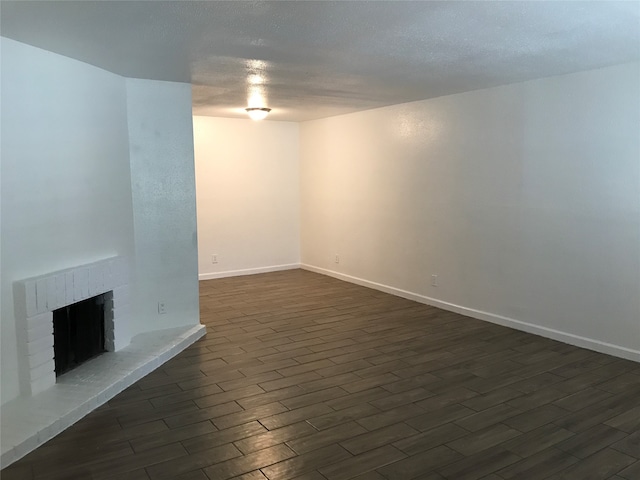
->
xmin=199 ymin=263 xmax=300 ymax=280
xmin=301 ymin=264 xmax=640 ymax=363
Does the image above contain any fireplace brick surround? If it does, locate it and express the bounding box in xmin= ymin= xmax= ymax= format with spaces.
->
xmin=13 ymin=257 xmax=130 ymax=397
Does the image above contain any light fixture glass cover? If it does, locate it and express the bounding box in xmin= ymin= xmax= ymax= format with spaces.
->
xmin=245 ymin=107 xmax=271 ymax=121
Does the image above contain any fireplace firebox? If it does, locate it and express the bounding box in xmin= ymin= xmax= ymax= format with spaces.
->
xmin=53 ymin=295 xmax=106 ymax=376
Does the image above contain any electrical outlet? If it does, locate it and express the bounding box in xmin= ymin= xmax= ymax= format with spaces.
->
xmin=158 ymin=302 xmax=167 ymax=314
xmin=335 ymin=254 xmax=340 ymax=264
xmin=211 ymin=254 xmax=218 ymax=264
xmin=431 ymin=274 xmax=438 ymax=287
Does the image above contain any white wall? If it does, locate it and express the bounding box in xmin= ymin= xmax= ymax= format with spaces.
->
xmin=1 ymin=38 xmax=135 ymax=404
xmin=126 ymin=79 xmax=200 ymax=335
xmin=194 ymin=117 xmax=300 ymax=279
xmin=301 ymin=63 xmax=640 ymax=359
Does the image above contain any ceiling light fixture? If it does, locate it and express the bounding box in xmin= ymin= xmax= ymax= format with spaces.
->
xmin=245 ymin=107 xmax=271 ymax=121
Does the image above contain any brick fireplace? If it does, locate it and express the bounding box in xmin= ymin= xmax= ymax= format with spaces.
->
xmin=13 ymin=257 xmax=130 ymax=397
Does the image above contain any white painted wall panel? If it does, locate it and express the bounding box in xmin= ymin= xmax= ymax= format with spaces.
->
xmin=300 ymin=63 xmax=640 ymax=358
xmin=194 ymin=117 xmax=300 ymax=279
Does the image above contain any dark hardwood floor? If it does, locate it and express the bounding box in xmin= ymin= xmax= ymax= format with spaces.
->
xmin=3 ymin=269 xmax=639 ymax=480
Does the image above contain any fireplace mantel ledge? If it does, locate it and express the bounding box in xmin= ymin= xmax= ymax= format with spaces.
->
xmin=0 ymin=323 xmax=206 ymax=468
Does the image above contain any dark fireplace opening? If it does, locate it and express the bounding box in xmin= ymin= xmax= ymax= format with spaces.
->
xmin=53 ymin=294 xmax=106 ymax=376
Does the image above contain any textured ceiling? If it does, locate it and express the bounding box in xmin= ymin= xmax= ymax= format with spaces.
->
xmin=2 ymin=1 xmax=639 ymax=121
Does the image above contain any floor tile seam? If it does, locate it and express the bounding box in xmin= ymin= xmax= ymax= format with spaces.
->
xmin=233 ymin=424 xmax=317 ymax=449
xmin=282 ymin=388 xmax=353 ymax=409
xmin=431 ymin=446 xmax=521 ymax=479
xmin=346 ymin=445 xmax=442 ymax=480
xmin=215 ymin=404 xmax=292 ymax=427
xmin=495 ymin=447 xmax=580 ymax=478
xmin=205 ymin=443 xmax=297 ymax=479
xmin=91 ymin=441 xmax=190 ymax=478
xmin=443 ymin=423 xmax=528 ymax=455
xmin=550 ymin=448 xmax=622 ymax=478
xmin=196 ymin=357 xmax=233 ymax=374
xmin=609 ymin=440 xmax=640 ymax=460
xmin=160 ymin=407 xmax=225 ymax=430
xmin=115 ymin=400 xmax=168 ymax=429
xmin=505 ymin=414 xmax=573 ymax=436
xmin=294 ymin=357 xmax=343 ymax=370
xmin=355 ymin=407 xmax=430 ymax=432
xmin=555 ymin=432 xmax=630 ymax=459
xmin=238 ymin=363 xmax=303 ymax=377
xmin=272 ymin=340 xmax=328 ymax=353
xmin=593 ymin=382 xmax=640 ymax=396
xmin=217 ymin=382 xmax=278 ymax=396
xmin=181 ymin=424 xmax=267 ymax=453
xmin=194 ymin=387 xmax=269 ymax=409
xmin=149 ymin=384 xmax=248 ymax=408
xmin=448 ymin=410 xmax=498 ymax=434
xmin=316 ymin=444 xmax=407 ymax=480
xmin=550 ymin=401 xmax=619 ymax=421
xmin=169 ymin=379 xmax=228 ymax=395
xmin=273 ymin=362 xmax=336 ymax=377
xmin=143 ymin=447 xmax=220 ymax=480
xmin=130 ymin=420 xmax=219 ymax=453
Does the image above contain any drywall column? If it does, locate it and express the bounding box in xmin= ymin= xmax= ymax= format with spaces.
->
xmin=125 ymin=79 xmax=200 ymax=335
